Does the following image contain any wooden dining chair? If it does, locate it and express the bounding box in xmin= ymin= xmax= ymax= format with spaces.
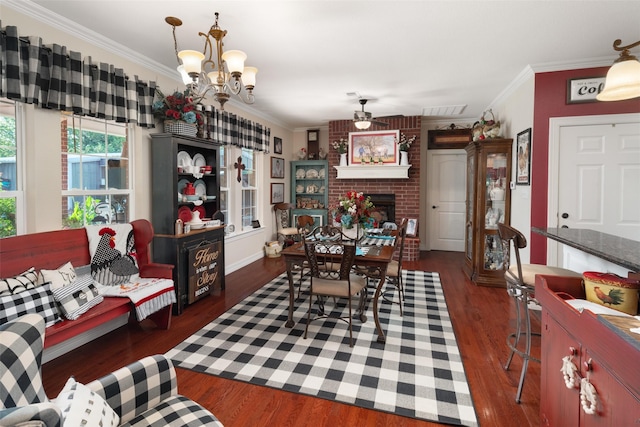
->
xmin=290 ymin=215 xmax=317 ymax=299
xmin=303 ymin=226 xmax=367 ymax=347
xmin=383 ymin=218 xmax=408 ymax=315
xmin=274 ymin=203 xmax=298 ymax=247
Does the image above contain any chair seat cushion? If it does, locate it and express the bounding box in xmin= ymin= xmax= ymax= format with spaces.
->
xmin=122 ymin=395 xmax=222 ymax=427
xmin=312 ymin=275 xmax=366 ymax=297
xmin=386 ymin=260 xmax=400 ymax=277
xmin=507 ymin=264 xmax=582 ymax=288
xmin=278 ymin=227 xmax=299 ymax=236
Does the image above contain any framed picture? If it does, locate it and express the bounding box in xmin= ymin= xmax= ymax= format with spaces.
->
xmin=516 ymin=128 xmax=532 ymax=185
xmin=406 ymin=218 xmax=418 ymax=237
xmin=270 ymin=156 xmax=285 ymax=179
xmin=270 ymin=183 xmax=284 ymax=204
xmin=566 ymin=77 xmax=605 ymax=104
xmin=348 ymin=130 xmax=400 ymax=165
xmin=274 ymin=136 xmax=283 ymax=154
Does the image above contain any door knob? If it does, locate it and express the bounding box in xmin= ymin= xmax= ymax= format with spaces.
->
xmin=561 ymin=225 xmax=569 ymax=228
xmin=432 ymin=205 xmax=439 ymax=209
xmin=561 ymin=213 xmax=569 ymax=219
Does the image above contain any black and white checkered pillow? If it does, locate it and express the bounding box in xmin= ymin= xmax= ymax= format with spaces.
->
xmin=0 ymin=284 xmax=61 ymax=328
xmin=52 ymin=275 xmax=103 ymax=321
xmin=0 ymin=314 xmax=47 ymax=409
xmin=0 ymin=268 xmax=39 ymax=296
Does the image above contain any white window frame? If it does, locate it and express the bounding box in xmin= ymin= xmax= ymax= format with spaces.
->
xmin=223 ymin=146 xmax=261 ymax=235
xmin=0 ymin=100 xmax=26 ymax=236
xmin=60 ymin=113 xmax=134 ymax=227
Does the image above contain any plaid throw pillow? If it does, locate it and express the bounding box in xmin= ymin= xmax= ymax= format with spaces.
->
xmin=0 ymin=314 xmax=47 ymax=409
xmin=52 ymin=275 xmax=103 ymax=320
xmin=54 ymin=377 xmax=119 ymax=427
xmin=0 ymin=268 xmax=39 ymax=296
xmin=0 ymin=284 xmax=61 ymax=328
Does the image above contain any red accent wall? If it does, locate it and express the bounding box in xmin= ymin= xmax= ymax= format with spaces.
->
xmin=327 ymin=117 xmax=421 ymax=222
xmin=530 ymin=67 xmax=640 ymax=263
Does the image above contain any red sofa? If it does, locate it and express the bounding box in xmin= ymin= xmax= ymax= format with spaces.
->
xmin=0 ymin=219 xmax=174 ymax=360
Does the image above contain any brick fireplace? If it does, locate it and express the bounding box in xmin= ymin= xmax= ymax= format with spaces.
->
xmin=327 ymin=116 xmax=421 ymax=260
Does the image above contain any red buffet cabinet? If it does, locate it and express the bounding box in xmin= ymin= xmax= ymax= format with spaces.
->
xmin=535 ymin=275 xmax=640 ymax=426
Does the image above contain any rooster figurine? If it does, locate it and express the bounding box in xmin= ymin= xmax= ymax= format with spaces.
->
xmin=593 ymin=286 xmax=624 ymax=307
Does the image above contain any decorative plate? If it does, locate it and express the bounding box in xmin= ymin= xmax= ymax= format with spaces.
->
xmin=318 ymin=168 xmax=325 ymax=178
xmin=296 ymin=168 xmax=306 ymax=179
xmin=296 ymin=184 xmax=304 ymax=194
xmin=305 ymin=168 xmax=318 ymax=178
xmin=225 ymin=224 xmax=235 ymax=234
xmin=177 ymin=178 xmax=190 ymax=194
xmin=194 ymin=179 xmax=206 ymax=197
xmin=193 ymin=153 xmax=206 ymax=167
xmin=178 ymin=206 xmax=192 ymax=223
xmin=177 ymin=151 xmax=192 ymax=167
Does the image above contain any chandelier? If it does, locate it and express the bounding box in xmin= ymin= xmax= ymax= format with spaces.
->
xmin=596 ymin=39 xmax=640 ymax=102
xmin=165 ymin=12 xmax=257 ymax=110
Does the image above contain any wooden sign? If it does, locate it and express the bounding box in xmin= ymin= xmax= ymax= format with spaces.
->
xmin=187 ymin=241 xmax=222 ymax=303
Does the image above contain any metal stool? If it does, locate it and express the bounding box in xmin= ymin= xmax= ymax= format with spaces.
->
xmin=498 ymin=223 xmax=583 ymax=403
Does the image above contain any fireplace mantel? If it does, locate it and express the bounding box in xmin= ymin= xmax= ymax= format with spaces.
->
xmin=334 ymin=165 xmax=411 ymax=179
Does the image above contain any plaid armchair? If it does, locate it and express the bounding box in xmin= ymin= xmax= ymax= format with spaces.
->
xmin=1 ymin=314 xmax=223 ymax=427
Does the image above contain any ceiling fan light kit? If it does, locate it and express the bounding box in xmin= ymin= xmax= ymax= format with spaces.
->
xmin=352 ymin=98 xmax=389 ymax=129
xmin=166 ymin=12 xmax=257 ymax=110
xmin=596 ymin=39 xmax=640 ymax=102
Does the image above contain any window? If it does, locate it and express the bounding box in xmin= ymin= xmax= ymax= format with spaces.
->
xmin=61 ymin=113 xmax=132 ymax=227
xmin=240 ymin=148 xmax=257 ymax=230
xmin=0 ymin=99 xmax=23 ymax=237
xmin=221 ymin=146 xmax=260 ymax=233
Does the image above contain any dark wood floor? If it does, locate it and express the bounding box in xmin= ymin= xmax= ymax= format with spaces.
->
xmin=42 ymin=251 xmax=540 ymax=426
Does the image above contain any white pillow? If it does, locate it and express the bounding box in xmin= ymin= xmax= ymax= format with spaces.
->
xmin=53 ymin=376 xmax=119 ymax=427
xmin=37 ymin=262 xmax=77 ymax=290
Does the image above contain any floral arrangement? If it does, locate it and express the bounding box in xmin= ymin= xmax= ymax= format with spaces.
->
xmin=152 ymin=88 xmax=203 ymax=126
xmin=332 ymin=138 xmax=349 ymax=154
xmin=396 ymin=133 xmax=417 ymax=151
xmin=332 ymin=191 xmax=374 ymax=229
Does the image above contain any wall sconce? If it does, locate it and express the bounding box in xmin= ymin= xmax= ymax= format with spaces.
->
xmin=596 ymin=39 xmax=640 ymax=102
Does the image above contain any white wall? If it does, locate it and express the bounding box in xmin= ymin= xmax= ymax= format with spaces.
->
xmin=492 ymin=72 xmax=535 ymax=263
xmin=3 ymin=7 xmax=293 ymax=273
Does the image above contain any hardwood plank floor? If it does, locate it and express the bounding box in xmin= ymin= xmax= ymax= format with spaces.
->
xmin=42 ymin=251 xmax=540 ymax=426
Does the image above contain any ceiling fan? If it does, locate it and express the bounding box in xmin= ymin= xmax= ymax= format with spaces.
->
xmin=353 ymin=99 xmax=389 ymax=129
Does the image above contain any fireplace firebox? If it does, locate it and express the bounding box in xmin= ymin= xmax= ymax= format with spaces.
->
xmin=366 ymin=194 xmax=395 ymax=226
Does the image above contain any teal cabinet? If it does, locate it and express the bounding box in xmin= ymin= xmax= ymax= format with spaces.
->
xmin=290 ymin=160 xmax=328 ymax=228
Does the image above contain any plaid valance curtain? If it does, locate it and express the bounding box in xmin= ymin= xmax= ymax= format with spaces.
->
xmin=209 ymin=107 xmax=270 ymax=153
xmin=0 ymin=24 xmax=156 ymax=128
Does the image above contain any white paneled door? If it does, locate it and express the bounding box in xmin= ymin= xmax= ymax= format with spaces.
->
xmin=558 ymin=121 xmax=640 ymax=239
xmin=548 ymin=114 xmax=640 ymax=268
xmin=427 ymin=151 xmax=466 ymax=251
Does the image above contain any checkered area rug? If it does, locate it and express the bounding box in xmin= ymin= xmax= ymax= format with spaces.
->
xmin=166 ymin=271 xmax=478 ymax=426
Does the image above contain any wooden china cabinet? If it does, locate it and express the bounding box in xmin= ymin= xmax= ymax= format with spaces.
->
xmin=463 ymin=138 xmax=513 ymax=287
xmin=150 ymin=133 xmax=225 ymax=314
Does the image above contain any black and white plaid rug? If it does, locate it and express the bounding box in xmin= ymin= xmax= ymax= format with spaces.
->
xmin=166 ymin=271 xmax=478 ymax=426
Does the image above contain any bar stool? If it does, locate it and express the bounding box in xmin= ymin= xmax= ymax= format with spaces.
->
xmin=497 ymin=223 xmax=583 ymax=403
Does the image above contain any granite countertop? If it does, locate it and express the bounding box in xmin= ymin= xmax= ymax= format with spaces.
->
xmin=532 ymin=227 xmax=640 ymax=272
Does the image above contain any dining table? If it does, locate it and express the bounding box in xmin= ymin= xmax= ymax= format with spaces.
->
xmin=280 ymin=231 xmax=397 ymax=343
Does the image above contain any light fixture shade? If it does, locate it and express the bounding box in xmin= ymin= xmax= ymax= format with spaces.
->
xmin=178 ymin=50 xmax=205 ymax=75
xmin=221 ymin=50 xmax=247 ymax=74
xmin=241 ymin=67 xmax=258 ymax=88
xmin=207 ymin=70 xmax=227 ymax=85
xmin=177 ymin=66 xmax=191 ymax=85
xmin=597 ymin=58 xmax=640 ymax=101
xmin=354 ymin=120 xmax=371 ymax=130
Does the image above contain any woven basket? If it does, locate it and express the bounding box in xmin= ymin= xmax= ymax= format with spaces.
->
xmin=164 ymin=120 xmax=197 ymax=137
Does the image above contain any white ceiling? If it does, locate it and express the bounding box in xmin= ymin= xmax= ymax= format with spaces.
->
xmin=9 ymin=0 xmax=640 ymax=129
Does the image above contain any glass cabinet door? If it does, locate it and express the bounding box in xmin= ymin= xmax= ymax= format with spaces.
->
xmin=481 ymin=152 xmax=508 ymax=271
